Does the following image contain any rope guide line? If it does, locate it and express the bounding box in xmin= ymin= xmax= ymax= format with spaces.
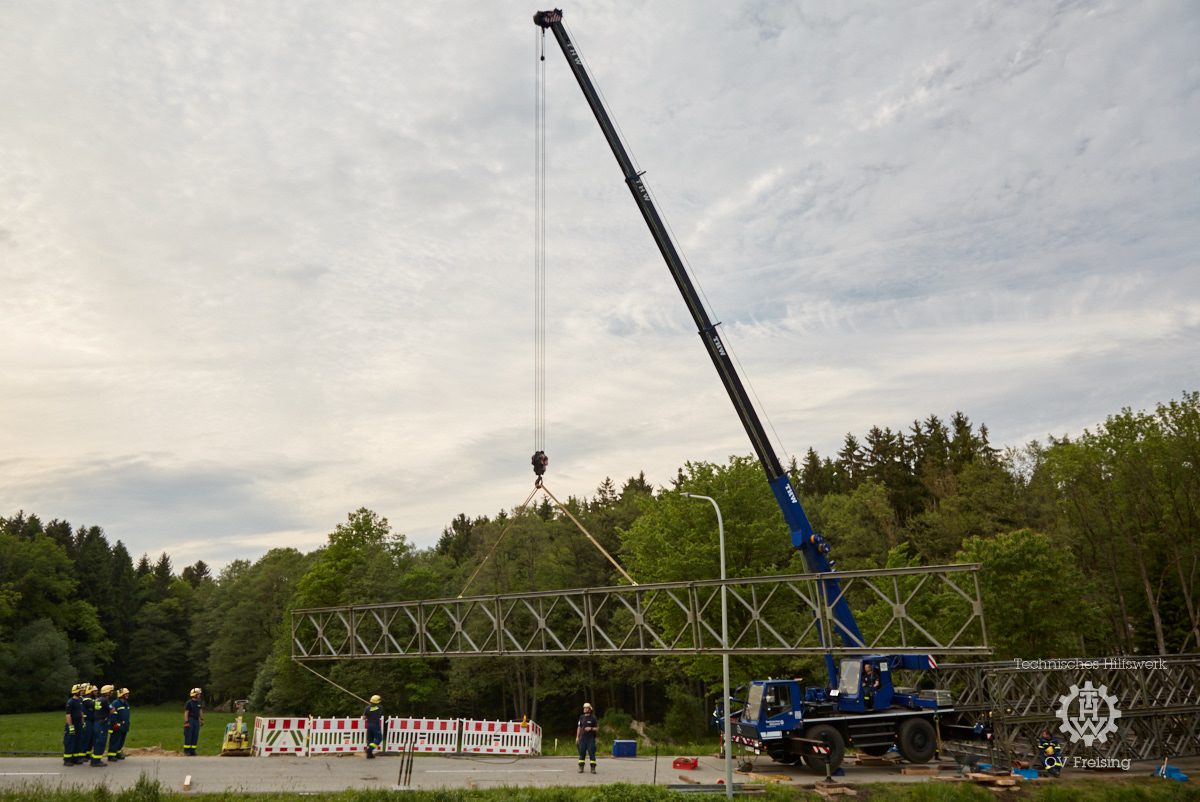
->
xmin=295 ymin=660 xmax=369 ymax=705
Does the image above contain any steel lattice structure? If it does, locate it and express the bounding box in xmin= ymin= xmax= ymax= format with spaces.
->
xmin=934 ymin=655 xmax=1200 ymax=763
xmin=291 ymin=564 xmax=988 ymax=660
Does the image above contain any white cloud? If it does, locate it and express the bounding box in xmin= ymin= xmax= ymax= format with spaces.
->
xmin=1 ymin=1 xmax=1197 ymax=568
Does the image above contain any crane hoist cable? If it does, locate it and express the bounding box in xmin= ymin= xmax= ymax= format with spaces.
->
xmin=454 ymin=29 xmax=635 ymax=598
xmin=532 ymin=25 xmax=549 ymax=487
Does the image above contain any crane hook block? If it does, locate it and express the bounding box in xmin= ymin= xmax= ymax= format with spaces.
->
xmin=531 ymin=451 xmax=549 ymax=477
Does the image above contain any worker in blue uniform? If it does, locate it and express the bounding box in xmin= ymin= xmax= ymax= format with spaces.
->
xmin=108 ymin=688 xmax=131 ymax=761
xmin=861 ymin=662 xmax=881 ymax=710
xmin=78 ymin=684 xmax=95 ymax=763
xmin=89 ymin=685 xmax=113 ymax=767
xmin=64 ymin=684 xmax=84 ymax=766
xmin=183 ymin=688 xmax=204 ymax=755
xmin=363 ymin=694 xmax=383 ymax=758
xmin=1037 ymin=729 xmax=1063 ymax=777
xmin=576 ymin=702 xmax=599 ymax=774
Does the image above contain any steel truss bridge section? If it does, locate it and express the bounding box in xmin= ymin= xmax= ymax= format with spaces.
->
xmin=935 ymin=655 xmax=1200 ymax=763
xmin=291 ymin=563 xmax=988 ymax=660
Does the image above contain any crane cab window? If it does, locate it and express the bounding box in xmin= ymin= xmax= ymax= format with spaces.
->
xmin=763 ymin=685 xmax=791 ymax=717
xmin=744 ymin=684 xmax=765 ymax=722
xmin=839 ymin=659 xmax=862 ymax=698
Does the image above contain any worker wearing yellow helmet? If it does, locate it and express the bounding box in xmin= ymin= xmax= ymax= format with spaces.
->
xmin=109 ymin=688 xmax=131 ymax=761
xmin=64 ymin=684 xmax=84 ymax=766
xmin=78 ymin=684 xmax=95 ymax=764
xmin=363 ymin=694 xmax=384 ymax=759
xmin=183 ymin=688 xmax=204 ymax=755
xmin=88 ymin=685 xmax=114 ymax=766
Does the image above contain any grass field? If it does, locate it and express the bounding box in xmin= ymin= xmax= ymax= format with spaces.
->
xmin=0 ymin=708 xmax=719 ymax=759
xmin=0 ymin=777 xmax=1197 ymax=802
xmin=0 ymin=705 xmax=244 ymax=757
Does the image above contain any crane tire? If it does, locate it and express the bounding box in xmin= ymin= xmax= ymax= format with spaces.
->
xmin=801 ymin=723 xmax=845 ymax=773
xmin=897 ymin=718 xmax=937 ymax=764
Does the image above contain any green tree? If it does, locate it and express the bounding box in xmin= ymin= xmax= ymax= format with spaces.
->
xmin=813 ymin=481 xmax=901 ymax=568
xmin=0 ymin=618 xmax=77 ymax=712
xmin=1042 ymin=395 xmax=1200 ymax=655
xmin=908 ymin=460 xmax=1022 ymax=562
xmin=201 ymin=549 xmax=311 ymax=704
xmin=957 ymin=529 xmax=1100 ymax=658
xmin=266 ymin=509 xmax=430 ymax=715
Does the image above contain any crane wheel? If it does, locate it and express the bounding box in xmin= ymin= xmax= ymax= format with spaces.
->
xmin=897 ymin=718 xmax=937 ymax=764
xmin=801 ymin=723 xmax=845 ymax=773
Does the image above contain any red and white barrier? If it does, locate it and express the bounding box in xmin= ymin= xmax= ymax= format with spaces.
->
xmin=307 ymin=717 xmax=367 ymax=754
xmin=252 ymin=717 xmax=309 ymax=756
xmin=386 ymin=717 xmax=459 ymax=753
xmin=252 ymin=715 xmax=541 ymax=757
xmin=460 ymin=719 xmax=543 ymax=755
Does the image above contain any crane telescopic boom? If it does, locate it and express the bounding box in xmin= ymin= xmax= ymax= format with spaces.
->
xmin=533 ymin=9 xmax=864 ymax=662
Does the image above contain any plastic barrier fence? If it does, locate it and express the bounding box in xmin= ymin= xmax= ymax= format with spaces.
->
xmin=386 ymin=717 xmax=460 ymax=753
xmin=252 ymin=716 xmax=541 ymax=756
xmin=307 ymin=717 xmax=367 ymax=754
xmin=252 ymin=717 xmax=309 ymax=756
xmin=460 ymin=719 xmax=542 ymax=755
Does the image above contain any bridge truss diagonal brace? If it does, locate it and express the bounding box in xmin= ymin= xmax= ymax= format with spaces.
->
xmin=934 ymin=655 xmax=1200 ymax=762
xmin=291 ymin=563 xmax=989 ymax=660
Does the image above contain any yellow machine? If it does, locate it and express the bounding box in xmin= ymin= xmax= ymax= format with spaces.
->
xmin=221 ymin=716 xmax=252 ymax=757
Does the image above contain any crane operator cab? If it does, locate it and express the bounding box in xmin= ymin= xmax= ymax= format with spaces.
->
xmin=836 ymin=657 xmax=894 ymax=713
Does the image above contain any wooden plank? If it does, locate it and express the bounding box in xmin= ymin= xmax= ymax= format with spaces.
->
xmin=736 ymin=770 xmax=793 ymax=783
xmin=815 ymin=783 xmax=859 ymax=797
xmin=901 ymin=765 xmax=941 ymax=776
xmin=965 ymin=772 xmax=1018 ymax=787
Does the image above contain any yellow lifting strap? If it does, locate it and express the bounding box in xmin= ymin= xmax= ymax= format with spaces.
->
xmin=457 ymin=482 xmax=637 ymax=598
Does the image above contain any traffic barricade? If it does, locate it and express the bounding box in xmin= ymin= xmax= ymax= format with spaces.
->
xmin=460 ymin=719 xmax=542 ymax=755
xmin=252 ymin=717 xmax=309 ymax=756
xmin=385 ymin=717 xmax=460 ymax=753
xmin=307 ymin=717 xmax=367 ymax=755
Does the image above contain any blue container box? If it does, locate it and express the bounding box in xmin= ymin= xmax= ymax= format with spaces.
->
xmin=612 ymin=740 xmax=637 ymax=758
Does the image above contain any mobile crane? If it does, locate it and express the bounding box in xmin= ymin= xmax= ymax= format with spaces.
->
xmin=534 ymin=9 xmax=984 ymax=771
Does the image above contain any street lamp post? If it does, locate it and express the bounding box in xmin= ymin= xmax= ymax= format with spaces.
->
xmin=683 ymin=493 xmax=733 ymax=798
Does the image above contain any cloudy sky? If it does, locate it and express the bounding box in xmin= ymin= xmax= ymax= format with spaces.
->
xmin=2 ymin=1 xmax=1196 ymax=568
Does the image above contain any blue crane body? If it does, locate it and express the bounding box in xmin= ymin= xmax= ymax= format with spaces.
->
xmin=533 ymin=9 xmax=984 ymax=770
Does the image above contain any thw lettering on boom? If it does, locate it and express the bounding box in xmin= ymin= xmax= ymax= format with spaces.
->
xmin=565 ymin=43 xmax=582 ymax=66
xmin=709 ymin=333 xmax=727 ymax=356
xmin=631 ymin=178 xmax=652 ymax=203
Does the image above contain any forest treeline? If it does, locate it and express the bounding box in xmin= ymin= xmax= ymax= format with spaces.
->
xmin=2 ymin=392 xmax=1197 ymax=738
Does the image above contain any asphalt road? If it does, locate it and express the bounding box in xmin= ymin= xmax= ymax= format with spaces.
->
xmin=0 ymin=754 xmax=1192 ymax=794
